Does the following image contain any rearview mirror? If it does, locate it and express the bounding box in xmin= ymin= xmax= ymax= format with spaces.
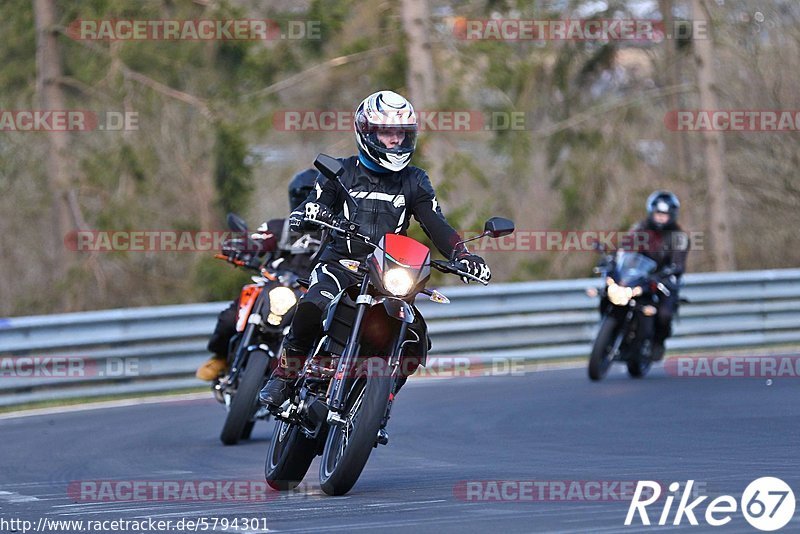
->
xmin=226 ymin=213 xmax=248 ymax=232
xmin=484 ymin=217 xmax=514 ymax=238
xmin=314 ymin=154 xmax=344 ymax=181
xmin=314 ymin=153 xmax=357 ymax=214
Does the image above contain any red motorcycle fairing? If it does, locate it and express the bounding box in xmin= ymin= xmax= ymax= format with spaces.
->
xmin=368 ymin=233 xmax=432 ymax=297
xmin=235 ymin=283 xmax=263 ymax=332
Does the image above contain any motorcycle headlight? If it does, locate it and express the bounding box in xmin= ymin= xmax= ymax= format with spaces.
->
xmin=268 ymin=286 xmax=297 ymax=317
xmin=383 ymin=268 xmax=415 ymax=297
xmin=607 ymin=281 xmax=633 ymax=306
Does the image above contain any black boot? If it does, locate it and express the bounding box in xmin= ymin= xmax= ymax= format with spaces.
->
xmin=259 ymin=346 xmax=306 ymax=407
xmin=259 ymin=376 xmax=293 ymax=407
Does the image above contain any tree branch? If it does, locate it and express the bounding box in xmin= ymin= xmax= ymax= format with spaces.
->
xmin=532 ymin=83 xmax=695 ymax=138
xmin=55 ymin=26 xmax=213 ymax=118
xmin=243 ymin=45 xmax=396 ymax=99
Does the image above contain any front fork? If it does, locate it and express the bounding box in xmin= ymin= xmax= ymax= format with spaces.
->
xmin=380 ymin=321 xmax=408 ymax=428
xmin=609 ymin=305 xmax=654 ymax=360
xmin=227 ymin=290 xmax=274 ymax=386
xmin=327 ymin=273 xmax=409 ymax=419
xmin=603 ymin=306 xmax=632 ymax=360
xmin=328 ymin=275 xmax=371 ymax=413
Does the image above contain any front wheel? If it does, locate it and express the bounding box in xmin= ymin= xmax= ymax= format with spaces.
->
xmin=220 ymin=350 xmax=270 ymax=445
xmin=319 ymin=357 xmax=392 ymax=496
xmin=627 ymin=340 xmax=652 ymax=378
xmin=265 ymin=419 xmax=317 ymax=491
xmin=588 ymin=316 xmax=619 ymax=381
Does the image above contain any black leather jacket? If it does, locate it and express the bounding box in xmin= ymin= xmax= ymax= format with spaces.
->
xmin=292 ymin=156 xmax=463 ymax=265
xmin=629 ymin=219 xmax=690 ymax=278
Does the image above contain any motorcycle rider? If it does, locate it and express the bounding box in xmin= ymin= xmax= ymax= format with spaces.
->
xmin=259 ymin=90 xmax=491 ymax=407
xmin=195 ymin=169 xmax=320 ymax=380
xmin=628 ymin=190 xmax=690 ymax=361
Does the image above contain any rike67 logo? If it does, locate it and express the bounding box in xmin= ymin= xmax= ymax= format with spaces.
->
xmin=626 ymin=478 xmax=795 ymax=531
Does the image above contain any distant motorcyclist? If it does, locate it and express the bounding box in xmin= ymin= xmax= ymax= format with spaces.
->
xmin=628 ymin=191 xmax=690 ymax=361
xmin=195 ymin=169 xmax=320 ymax=380
xmin=259 ymin=90 xmax=491 ymax=408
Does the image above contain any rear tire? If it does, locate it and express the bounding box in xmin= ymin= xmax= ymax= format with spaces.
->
xmin=265 ymin=419 xmax=317 ymax=491
xmin=240 ymin=420 xmax=255 ymax=440
xmin=220 ymin=351 xmax=270 ymax=445
xmin=588 ymin=317 xmax=618 ymax=381
xmin=319 ymin=357 xmax=392 ymax=496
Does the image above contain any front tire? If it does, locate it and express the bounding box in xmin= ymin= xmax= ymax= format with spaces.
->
xmin=627 ymin=340 xmax=652 ymax=378
xmin=220 ymin=351 xmax=270 ymax=445
xmin=319 ymin=357 xmax=392 ymax=496
xmin=588 ymin=316 xmax=618 ymax=381
xmin=265 ymin=419 xmax=317 ymax=491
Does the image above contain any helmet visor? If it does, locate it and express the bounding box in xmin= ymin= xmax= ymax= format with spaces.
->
xmin=363 ymin=124 xmax=418 ymax=154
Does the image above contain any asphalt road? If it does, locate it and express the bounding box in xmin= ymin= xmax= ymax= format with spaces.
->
xmin=1 ymin=363 xmax=799 ymax=533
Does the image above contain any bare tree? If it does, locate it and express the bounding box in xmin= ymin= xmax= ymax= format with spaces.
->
xmin=34 ymin=0 xmax=75 ymax=280
xmin=659 ymin=0 xmax=689 ymax=180
xmin=692 ymin=0 xmax=736 ymax=270
xmin=400 ymin=0 xmax=448 ymax=183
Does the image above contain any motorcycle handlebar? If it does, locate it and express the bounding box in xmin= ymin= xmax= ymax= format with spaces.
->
xmin=215 ymin=253 xmax=246 ymax=267
xmin=307 ymin=219 xmax=489 ymax=286
xmin=214 ymin=253 xmax=277 ymax=281
xmin=431 ymin=259 xmax=488 ymax=286
xmin=306 ymin=217 xmax=373 ymax=246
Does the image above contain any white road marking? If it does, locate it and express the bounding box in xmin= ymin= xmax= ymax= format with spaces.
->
xmin=0 ymin=490 xmax=40 ymax=503
xmin=0 ymin=392 xmax=210 ymax=420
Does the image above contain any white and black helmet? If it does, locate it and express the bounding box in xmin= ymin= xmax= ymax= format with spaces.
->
xmin=354 ymin=90 xmax=418 ymax=172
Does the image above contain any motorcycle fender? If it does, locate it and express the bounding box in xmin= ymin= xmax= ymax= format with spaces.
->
xmin=244 ymin=343 xmax=276 ymax=360
xmin=236 ymin=284 xmax=263 ymax=332
xmin=376 ymin=297 xmax=415 ymax=324
xmin=408 ymin=305 xmax=430 ymax=367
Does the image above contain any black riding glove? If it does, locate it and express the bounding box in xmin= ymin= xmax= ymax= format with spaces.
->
xmin=455 ymin=252 xmax=491 ymax=284
xmin=291 ymin=202 xmax=335 ymax=232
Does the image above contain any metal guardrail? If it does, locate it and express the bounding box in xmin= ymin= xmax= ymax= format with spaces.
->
xmin=1 ymin=268 xmax=799 ymax=407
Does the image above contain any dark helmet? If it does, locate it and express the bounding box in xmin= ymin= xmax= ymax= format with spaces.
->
xmin=646 ymin=190 xmax=680 ymax=230
xmin=288 ymin=168 xmax=318 ymax=210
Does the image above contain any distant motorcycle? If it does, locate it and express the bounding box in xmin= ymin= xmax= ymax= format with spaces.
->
xmin=587 ymin=249 xmax=674 ymax=381
xmin=213 ymin=214 xmax=306 ymax=445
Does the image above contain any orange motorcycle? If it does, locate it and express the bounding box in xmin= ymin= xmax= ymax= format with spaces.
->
xmin=214 ymin=214 xmax=307 ymax=445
